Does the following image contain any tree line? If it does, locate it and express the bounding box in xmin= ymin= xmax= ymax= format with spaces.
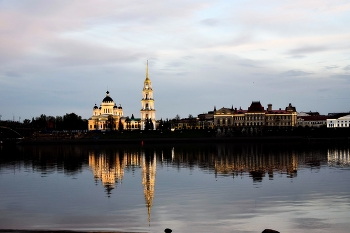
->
xmin=23 ymin=113 xmax=87 ymax=131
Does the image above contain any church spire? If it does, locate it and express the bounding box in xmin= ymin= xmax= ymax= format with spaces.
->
xmin=145 ymin=60 xmax=150 ymax=82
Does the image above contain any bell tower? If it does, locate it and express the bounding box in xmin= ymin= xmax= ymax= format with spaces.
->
xmin=140 ymin=61 xmax=156 ymax=130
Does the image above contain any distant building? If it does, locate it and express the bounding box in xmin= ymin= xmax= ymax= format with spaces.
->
xmin=125 ymin=114 xmax=141 ymax=130
xmin=327 ymin=114 xmax=350 ymax=128
xmin=197 ymin=110 xmax=215 ymax=129
xmin=213 ymin=102 xmax=297 ymax=130
xmin=297 ymin=112 xmax=328 ymax=128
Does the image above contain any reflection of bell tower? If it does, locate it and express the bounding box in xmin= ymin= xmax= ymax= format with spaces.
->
xmin=140 ymin=60 xmax=156 ymax=130
xmin=141 ymin=151 xmax=157 ymax=225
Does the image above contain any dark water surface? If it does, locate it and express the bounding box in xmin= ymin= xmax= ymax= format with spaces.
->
xmin=0 ymin=143 xmax=349 ymax=233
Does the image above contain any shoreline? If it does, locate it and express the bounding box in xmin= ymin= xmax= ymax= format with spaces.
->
xmin=17 ymin=136 xmax=350 ymax=145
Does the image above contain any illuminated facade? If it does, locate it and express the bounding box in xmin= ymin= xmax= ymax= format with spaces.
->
xmin=87 ymin=91 xmax=126 ymax=131
xmin=214 ymin=102 xmax=297 ymax=129
xmin=327 ymin=114 xmax=350 ymax=128
xmin=140 ymin=61 xmax=156 ymax=130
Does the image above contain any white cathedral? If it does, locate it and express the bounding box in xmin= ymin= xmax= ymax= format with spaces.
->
xmin=88 ymin=61 xmax=156 ymax=131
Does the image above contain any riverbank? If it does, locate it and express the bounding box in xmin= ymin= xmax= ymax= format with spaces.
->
xmin=18 ymin=135 xmax=350 ymax=145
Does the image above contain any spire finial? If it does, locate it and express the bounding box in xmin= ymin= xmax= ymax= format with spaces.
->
xmin=146 ymin=60 xmax=149 ymax=80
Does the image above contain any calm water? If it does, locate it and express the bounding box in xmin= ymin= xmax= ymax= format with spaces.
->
xmin=0 ymin=143 xmax=350 ymax=233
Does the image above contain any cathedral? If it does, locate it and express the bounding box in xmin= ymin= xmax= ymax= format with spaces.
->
xmin=88 ymin=61 xmax=156 ymax=131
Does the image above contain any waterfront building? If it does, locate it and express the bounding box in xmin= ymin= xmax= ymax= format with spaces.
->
xmin=214 ymin=106 xmax=235 ymax=127
xmin=125 ymin=114 xmax=141 ymax=130
xmin=171 ymin=117 xmax=200 ymax=130
xmin=88 ymin=91 xmax=126 ymax=131
xmin=197 ymin=110 xmax=215 ymax=129
xmin=140 ymin=61 xmax=156 ymax=130
xmin=213 ymin=101 xmax=297 ymax=130
xmin=327 ymin=114 xmax=350 ymax=128
xmin=88 ymin=62 xmax=157 ymax=131
xmin=297 ymin=112 xmax=328 ymax=128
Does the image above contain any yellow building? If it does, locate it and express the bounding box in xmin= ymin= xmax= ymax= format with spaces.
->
xmin=88 ymin=62 xmax=155 ymax=131
xmin=88 ymin=91 xmax=125 ymax=131
xmin=214 ymin=101 xmax=297 ymax=129
xmin=140 ymin=61 xmax=156 ymax=130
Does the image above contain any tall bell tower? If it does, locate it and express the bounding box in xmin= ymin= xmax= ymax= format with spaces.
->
xmin=140 ymin=61 xmax=156 ymax=130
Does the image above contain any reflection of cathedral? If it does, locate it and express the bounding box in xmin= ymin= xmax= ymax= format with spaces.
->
xmin=88 ymin=151 xmax=126 ymax=196
xmin=87 ymin=144 xmax=335 ymax=225
xmin=88 ymin=150 xmax=156 ymax=222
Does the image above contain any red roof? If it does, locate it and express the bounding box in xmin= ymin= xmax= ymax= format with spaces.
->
xmin=298 ymin=116 xmax=328 ymax=121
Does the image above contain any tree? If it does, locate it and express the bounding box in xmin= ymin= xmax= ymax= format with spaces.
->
xmin=107 ymin=115 xmax=114 ymax=131
xmin=144 ymin=118 xmax=150 ymax=130
xmin=23 ymin=119 xmax=31 ymax=125
xmin=62 ymin=113 xmax=86 ymax=131
xmin=118 ymin=118 xmax=124 ymax=131
xmin=149 ymin=119 xmax=154 ymax=130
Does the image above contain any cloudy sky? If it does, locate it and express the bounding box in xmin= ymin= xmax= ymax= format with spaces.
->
xmin=1 ymin=0 xmax=350 ymax=121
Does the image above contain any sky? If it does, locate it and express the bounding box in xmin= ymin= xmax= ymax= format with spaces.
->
xmin=0 ymin=0 xmax=350 ymax=122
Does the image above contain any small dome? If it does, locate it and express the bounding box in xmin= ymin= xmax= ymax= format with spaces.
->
xmin=118 ymin=106 xmax=123 ymax=109
xmin=93 ymin=104 xmax=98 ymax=109
xmin=113 ymin=105 xmax=118 ymax=109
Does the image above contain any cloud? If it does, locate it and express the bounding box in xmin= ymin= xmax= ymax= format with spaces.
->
xmin=200 ymin=18 xmax=219 ymax=26
xmin=1 ymin=0 xmax=350 ymax=120
xmin=281 ymin=70 xmax=313 ymax=77
xmin=288 ymin=55 xmax=306 ymax=59
xmin=324 ymin=65 xmax=339 ymax=70
xmin=288 ymin=46 xmax=329 ymax=55
xmin=4 ymin=71 xmax=21 ymax=78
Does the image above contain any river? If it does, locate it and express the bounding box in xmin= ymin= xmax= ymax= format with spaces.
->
xmin=0 ymin=142 xmax=349 ymax=233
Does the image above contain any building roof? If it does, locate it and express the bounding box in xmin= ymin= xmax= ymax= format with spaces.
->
xmin=298 ymin=115 xmax=328 ymax=121
xmin=337 ymin=114 xmax=350 ymax=120
xmin=247 ymin=101 xmax=264 ymax=112
xmin=102 ymin=91 xmax=114 ymax=103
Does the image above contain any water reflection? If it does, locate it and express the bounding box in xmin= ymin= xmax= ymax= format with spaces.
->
xmin=328 ymin=147 xmax=350 ymax=167
xmin=1 ymin=143 xmax=345 ymax=183
xmin=1 ymin=143 xmax=349 ymax=232
xmin=88 ymin=149 xmax=157 ymax=223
